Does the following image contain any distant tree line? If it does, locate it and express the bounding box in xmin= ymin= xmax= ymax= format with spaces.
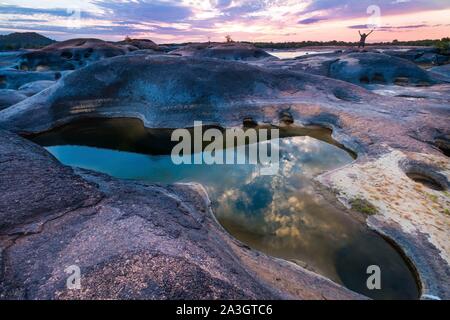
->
xmin=0 ymin=43 xmax=46 ymax=50
xmin=249 ymin=40 xmax=357 ymax=49
xmin=249 ymin=37 xmax=450 ymax=52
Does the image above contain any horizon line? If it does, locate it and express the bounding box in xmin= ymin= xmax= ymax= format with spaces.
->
xmin=1 ymin=31 xmax=449 ymax=46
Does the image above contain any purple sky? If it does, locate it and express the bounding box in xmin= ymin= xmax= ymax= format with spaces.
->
xmin=1 ymin=1 xmax=449 ymax=43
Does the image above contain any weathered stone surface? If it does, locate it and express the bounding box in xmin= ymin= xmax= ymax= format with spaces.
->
xmin=0 ymin=89 xmax=27 ymax=110
xmin=381 ymin=48 xmax=430 ymax=61
xmin=0 ymin=51 xmax=23 ymax=69
xmin=0 ymin=130 xmax=361 ymax=300
xmin=367 ymin=84 xmax=450 ymax=103
xmin=171 ymin=43 xmax=276 ymax=61
xmin=127 ymin=49 xmax=162 ymax=56
xmin=252 ymin=51 xmax=438 ymax=86
xmin=0 ymin=68 xmax=61 ymax=89
xmin=18 ymin=38 xmax=129 ymax=71
xmin=329 ymin=53 xmax=434 ymax=85
xmin=250 ymin=52 xmax=338 ymax=76
xmin=116 ymin=38 xmax=160 ymax=51
xmin=414 ymin=52 xmax=449 ymax=65
xmin=0 ymin=130 xmax=102 ymax=232
xmin=0 ymin=54 xmax=375 ymax=134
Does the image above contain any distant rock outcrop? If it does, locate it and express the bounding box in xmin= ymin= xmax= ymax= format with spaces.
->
xmin=170 ymin=42 xmax=277 ymax=61
xmin=116 ymin=38 xmax=160 ymax=51
xmin=0 ymin=69 xmax=61 ymax=90
xmin=0 ymin=32 xmax=55 ymax=50
xmin=0 ymin=45 xmax=449 ymax=300
xmin=259 ymin=52 xmax=436 ymax=86
xmin=429 ymin=64 xmax=450 ymax=82
xmin=18 ymin=38 xmax=129 ymax=71
xmin=0 ymin=89 xmax=27 ymax=110
xmin=329 ymin=53 xmax=434 ymax=85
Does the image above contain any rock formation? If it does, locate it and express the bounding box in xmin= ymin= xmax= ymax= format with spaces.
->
xmin=18 ymin=38 xmax=130 ymax=71
xmin=170 ymin=42 xmax=276 ymax=61
xmin=0 ymin=89 xmax=27 ymax=110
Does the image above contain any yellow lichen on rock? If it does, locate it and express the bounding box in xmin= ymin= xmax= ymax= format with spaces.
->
xmin=317 ymin=148 xmax=450 ymax=263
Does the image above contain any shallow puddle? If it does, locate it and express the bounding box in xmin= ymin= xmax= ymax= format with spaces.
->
xmin=30 ymin=118 xmax=419 ymax=300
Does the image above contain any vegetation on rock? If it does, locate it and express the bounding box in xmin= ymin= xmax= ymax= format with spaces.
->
xmin=349 ymin=197 xmax=378 ymax=216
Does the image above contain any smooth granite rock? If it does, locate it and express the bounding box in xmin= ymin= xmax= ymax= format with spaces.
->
xmin=0 ymin=68 xmax=61 ymax=90
xmin=382 ymin=47 xmax=449 ymax=65
xmin=251 ymin=51 xmax=439 ymax=86
xmin=0 ymin=54 xmax=375 ymax=133
xmin=329 ymin=53 xmax=434 ymax=85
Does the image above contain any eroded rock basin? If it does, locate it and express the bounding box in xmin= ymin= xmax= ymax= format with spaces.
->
xmin=30 ymin=117 xmax=420 ymax=300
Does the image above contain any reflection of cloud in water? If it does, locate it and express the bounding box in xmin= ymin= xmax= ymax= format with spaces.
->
xmin=209 ymin=135 xmax=362 ymax=283
xmin=213 ymin=137 xmax=354 ymax=255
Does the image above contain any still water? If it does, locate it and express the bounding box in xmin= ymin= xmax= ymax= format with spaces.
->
xmin=30 ymin=118 xmax=419 ymax=300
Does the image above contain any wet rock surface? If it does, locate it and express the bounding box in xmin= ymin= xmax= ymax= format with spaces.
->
xmin=116 ymin=38 xmax=160 ymax=51
xmin=0 ymin=131 xmax=361 ymax=300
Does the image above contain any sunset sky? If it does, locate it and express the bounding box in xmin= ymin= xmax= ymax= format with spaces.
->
xmin=0 ymin=0 xmax=449 ymax=43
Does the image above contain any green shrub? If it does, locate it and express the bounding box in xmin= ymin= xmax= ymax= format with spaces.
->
xmin=349 ymin=197 xmax=378 ymax=216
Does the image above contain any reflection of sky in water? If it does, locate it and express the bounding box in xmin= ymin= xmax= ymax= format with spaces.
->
xmin=46 ymin=136 xmax=419 ymax=299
